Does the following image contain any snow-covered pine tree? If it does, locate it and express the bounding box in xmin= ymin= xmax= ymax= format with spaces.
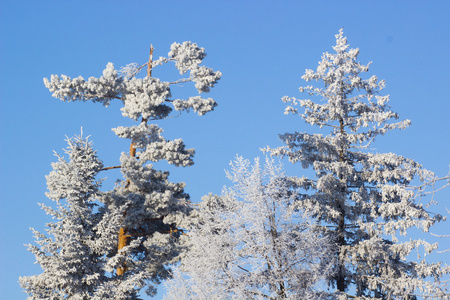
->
xmin=19 ymin=133 xmax=108 ymax=299
xmin=22 ymin=42 xmax=221 ymax=298
xmin=265 ymin=29 xmax=449 ymax=299
xmin=163 ymin=157 xmax=335 ymax=300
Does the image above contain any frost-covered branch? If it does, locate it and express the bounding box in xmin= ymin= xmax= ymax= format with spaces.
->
xmin=44 ymin=41 xmax=221 ymax=121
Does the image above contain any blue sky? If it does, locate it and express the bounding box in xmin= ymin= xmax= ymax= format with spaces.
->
xmin=1 ymin=1 xmax=449 ymax=299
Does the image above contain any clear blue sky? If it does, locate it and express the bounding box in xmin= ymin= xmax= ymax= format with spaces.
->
xmin=1 ymin=1 xmax=449 ymax=299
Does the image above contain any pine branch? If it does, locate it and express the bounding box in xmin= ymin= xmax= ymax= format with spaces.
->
xmin=100 ymin=165 xmax=121 ymax=171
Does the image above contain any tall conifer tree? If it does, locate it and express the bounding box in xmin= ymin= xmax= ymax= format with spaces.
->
xmin=20 ymin=134 xmax=107 ymax=299
xmin=266 ymin=29 xmax=449 ymax=299
xmin=21 ymin=42 xmax=221 ymax=299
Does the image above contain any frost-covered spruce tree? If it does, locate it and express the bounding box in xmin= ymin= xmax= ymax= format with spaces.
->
xmin=26 ymin=42 xmax=221 ymax=298
xmin=19 ymin=134 xmax=107 ymax=299
xmin=265 ymin=29 xmax=449 ymax=299
xmin=163 ymin=157 xmax=334 ymax=300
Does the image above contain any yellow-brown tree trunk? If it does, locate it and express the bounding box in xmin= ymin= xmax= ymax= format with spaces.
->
xmin=116 ymin=46 xmax=154 ymax=276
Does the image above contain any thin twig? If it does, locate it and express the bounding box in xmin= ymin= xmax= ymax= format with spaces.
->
xmin=100 ymin=165 xmax=121 ymax=171
xmin=147 ymin=45 xmax=154 ymax=78
xmin=168 ymin=77 xmax=194 ymax=85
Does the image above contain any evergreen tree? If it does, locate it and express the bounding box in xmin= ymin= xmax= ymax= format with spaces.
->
xmin=19 ymin=134 xmax=108 ymax=299
xmin=21 ymin=42 xmax=221 ymax=298
xmin=163 ymin=157 xmax=334 ymax=300
xmin=265 ymin=29 xmax=449 ymax=299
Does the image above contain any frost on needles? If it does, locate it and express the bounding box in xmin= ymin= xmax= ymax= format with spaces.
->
xmin=164 ymin=157 xmax=335 ymax=300
xmin=20 ymin=42 xmax=221 ymax=299
xmin=20 ymin=134 xmax=107 ymax=300
xmin=265 ymin=29 xmax=449 ymax=299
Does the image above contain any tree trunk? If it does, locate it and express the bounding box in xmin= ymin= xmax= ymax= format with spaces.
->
xmin=116 ymin=46 xmax=154 ymax=276
xmin=336 ymin=117 xmax=346 ymax=292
